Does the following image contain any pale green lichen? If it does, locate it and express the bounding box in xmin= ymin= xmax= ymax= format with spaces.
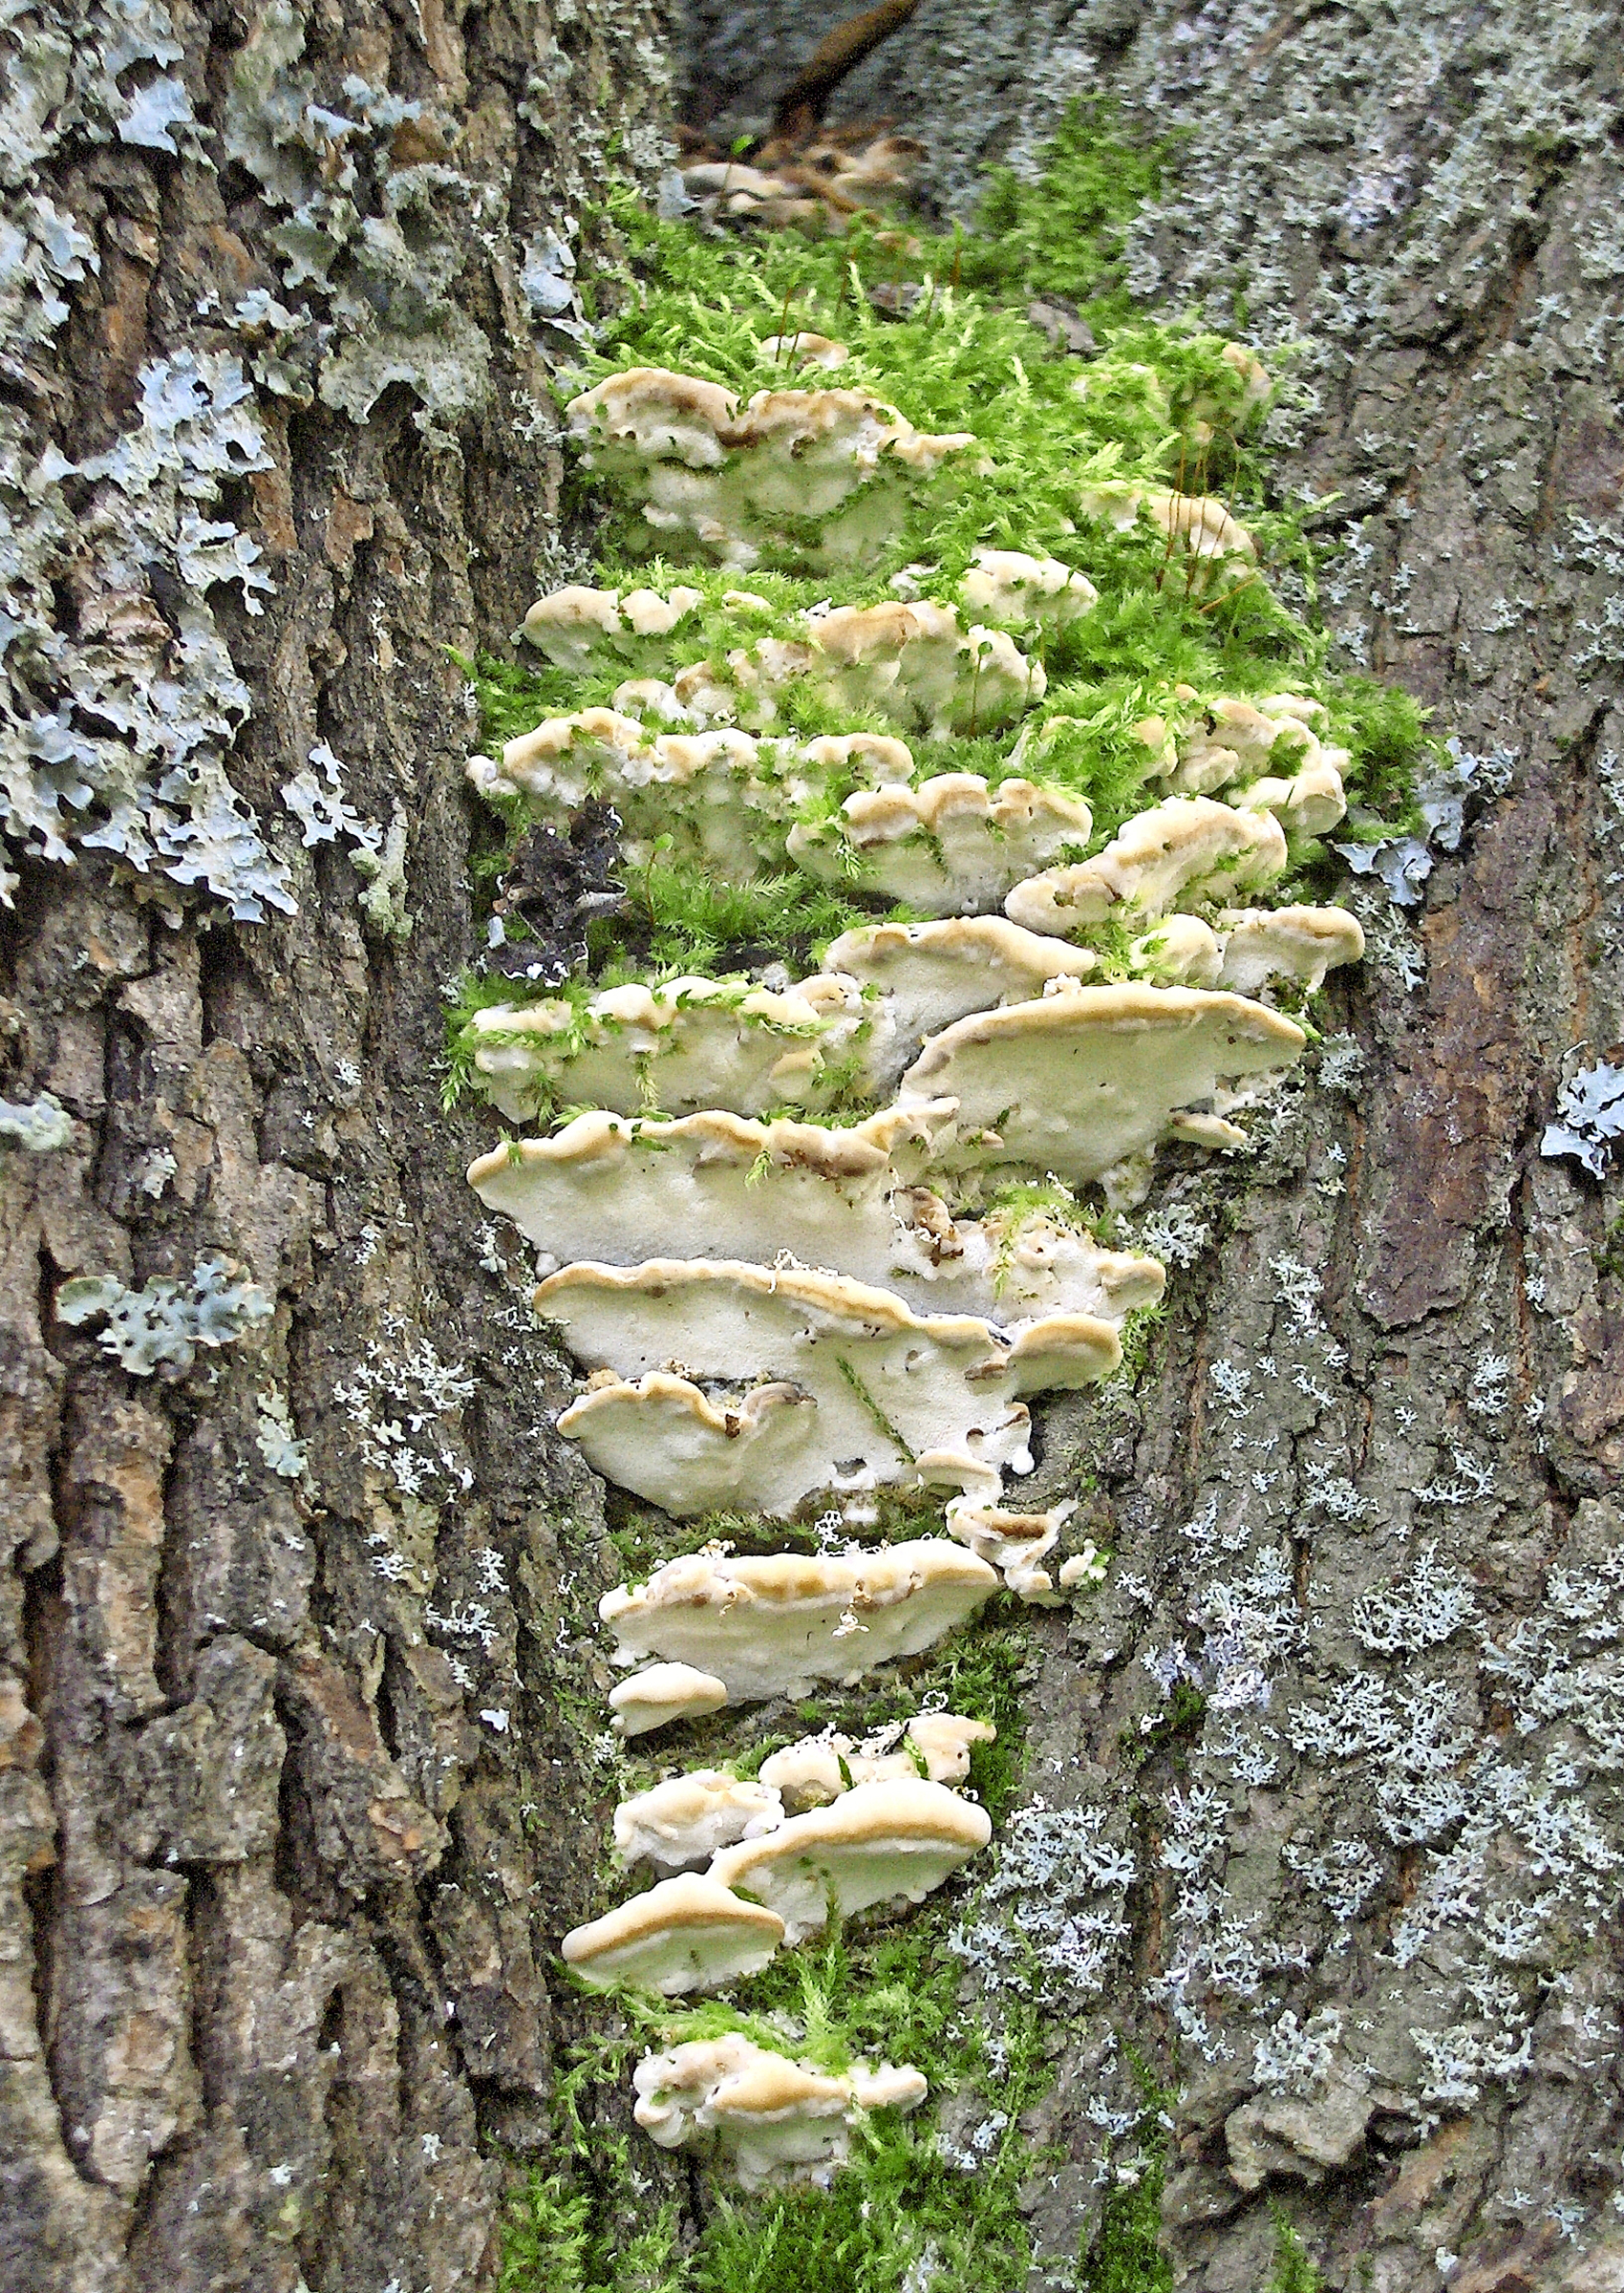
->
xmin=0 ymin=1092 xmax=72 ymax=1148
xmin=56 ymin=1258 xmax=274 ymax=1377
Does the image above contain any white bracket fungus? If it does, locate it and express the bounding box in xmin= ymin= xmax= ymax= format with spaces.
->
xmin=566 ymin=368 xmax=977 ymax=568
xmin=706 ymin=1775 xmax=992 ymax=1943
xmin=462 ymin=974 xmax=873 ymax=1123
xmin=1004 ymin=795 xmax=1289 ymax=939
xmin=469 ymin=1105 xmax=1160 ymax=1326
xmin=540 ymin=1259 xmax=1120 ymax=1516
xmin=759 ymin=1712 xmax=995 ymax=1810
xmin=608 ymin=1662 xmax=730 ymax=1737
xmin=633 ymin=2034 xmax=927 ymax=2189
xmin=946 ymin=1497 xmax=1078 ymax=1606
xmin=958 ymin=549 xmax=1099 ymax=632
xmin=789 ymin=774 xmax=1094 ymax=914
xmin=613 ymin=1771 xmax=785 ymax=1873
xmin=521 ymin=583 xmax=704 ymax=671
xmin=598 ymin=1541 xmax=998 ymax=1700
xmin=897 ymin=984 xmax=1306 ymax=1188
xmin=561 ymin=1872 xmax=784 ymax=1994
xmin=1215 ymin=906 xmax=1365 ymax=996
xmin=823 ymin=916 xmax=1095 ymax=1083
xmin=451 ymin=347 xmax=1378 ymax=2188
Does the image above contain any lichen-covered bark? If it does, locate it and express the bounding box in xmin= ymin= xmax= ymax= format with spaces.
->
xmin=0 ymin=2 xmax=669 ymax=2285
xmin=675 ymin=6 xmax=1624 ymax=2286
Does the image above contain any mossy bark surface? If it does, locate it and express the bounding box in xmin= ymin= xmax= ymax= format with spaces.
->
xmin=671 ymin=5 xmax=1624 ymax=2287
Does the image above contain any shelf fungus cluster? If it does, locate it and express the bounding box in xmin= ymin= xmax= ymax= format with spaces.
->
xmin=461 ymin=357 xmax=1365 ymax=2187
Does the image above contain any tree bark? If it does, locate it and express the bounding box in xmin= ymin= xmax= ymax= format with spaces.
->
xmin=8 ymin=1 xmax=1624 ymax=2289
xmin=1 ymin=3 xmax=668 ymax=2286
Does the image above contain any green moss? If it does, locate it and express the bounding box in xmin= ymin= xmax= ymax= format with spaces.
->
xmin=1121 ymin=1682 xmax=1208 ymax=1770
xmin=960 ymin=101 xmax=1165 ymax=324
xmin=1078 ymin=2162 xmax=1174 ymax=2293
xmin=1077 ymin=2064 xmax=1176 ymax=2293
xmin=1267 ymin=2206 xmax=1324 ymax=2293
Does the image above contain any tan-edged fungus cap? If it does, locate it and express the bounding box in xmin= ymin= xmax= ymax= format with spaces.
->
xmin=561 ymin=1872 xmax=783 ymax=1994
xmin=707 ymin=1775 xmax=992 ymax=1942
xmin=607 ymin=1661 xmax=729 ymax=1737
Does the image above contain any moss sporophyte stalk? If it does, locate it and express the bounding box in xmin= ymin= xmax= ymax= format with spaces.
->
xmin=456 ymin=99 xmax=1430 ymax=2293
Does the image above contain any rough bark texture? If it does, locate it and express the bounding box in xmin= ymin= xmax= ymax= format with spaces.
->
xmin=674 ymin=4 xmax=1624 ymax=2286
xmin=0 ymin=2 xmax=669 ymax=2286
xmin=8 ymin=0 xmax=1624 ymax=2288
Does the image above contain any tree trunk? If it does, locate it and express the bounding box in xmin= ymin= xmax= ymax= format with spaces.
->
xmin=7 ymin=2 xmax=1624 ymax=2290
xmin=1 ymin=3 xmax=668 ymax=2285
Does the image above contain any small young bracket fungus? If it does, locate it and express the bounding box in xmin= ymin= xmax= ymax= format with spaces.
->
xmin=520 ymin=584 xmax=705 ymax=672
xmin=632 ymin=2033 xmax=927 ymax=2189
xmin=608 ymin=1662 xmax=730 ymax=1736
xmin=613 ymin=1770 xmax=785 ymax=1872
xmin=958 ymin=548 xmax=1099 ymax=633
xmin=469 ymin=710 xmax=918 ymax=880
xmin=1163 ymin=693 xmax=1326 ymax=799
xmin=707 ymin=1776 xmax=993 ymax=1943
xmin=1236 ymin=753 xmax=1349 ymax=837
xmin=823 ymin=914 xmax=1094 ymax=1084
xmin=801 ymin=601 xmax=1044 ymax=738
xmin=1215 ymin=905 xmax=1365 ymax=996
xmin=759 ymin=1712 xmax=995 ymax=1809
xmin=898 ymin=984 xmax=1306 ymax=1187
xmin=538 ymin=1259 xmax=1120 ymax=1514
xmin=599 ymin=1541 xmax=998 ymax=1700
xmin=1127 ymin=914 xmax=1224 ymax=986
xmin=462 ymin=974 xmax=873 ymax=1123
xmin=946 ymin=1496 xmax=1078 ymax=1606
xmin=789 ymin=774 xmax=1094 ymax=914
xmin=566 ymin=368 xmax=977 ymax=568
xmin=562 ymin=1872 xmax=784 ymax=1994
xmin=1004 ymin=795 xmax=1288 ymax=939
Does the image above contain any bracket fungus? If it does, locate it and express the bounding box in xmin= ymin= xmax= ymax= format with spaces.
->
xmin=1216 ymin=905 xmax=1365 ymax=996
xmin=707 ymin=1776 xmax=993 ymax=1943
xmin=539 ymin=1258 xmax=1120 ymax=1514
xmin=823 ymin=915 xmax=1094 ymax=1082
xmin=566 ymin=368 xmax=977 ymax=567
xmin=897 ymin=984 xmax=1306 ymax=1188
xmin=520 ymin=583 xmax=704 ymax=672
xmin=788 ymin=773 xmax=1094 ymax=913
xmin=608 ymin=1662 xmax=730 ymax=1736
xmin=613 ymin=1770 xmax=785 ymax=1872
xmin=759 ymin=1712 xmax=995 ymax=1810
xmin=469 ymin=1105 xmax=1160 ymax=1325
xmin=633 ymin=2034 xmax=927 ymax=2189
xmin=462 ymin=973 xmax=872 ymax=1123
xmin=1004 ymin=794 xmax=1289 ymax=938
xmin=561 ymin=1872 xmax=785 ymax=1993
xmin=599 ymin=1541 xmax=998 ymax=1699
xmin=453 ymin=340 xmax=1373 ymax=2188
